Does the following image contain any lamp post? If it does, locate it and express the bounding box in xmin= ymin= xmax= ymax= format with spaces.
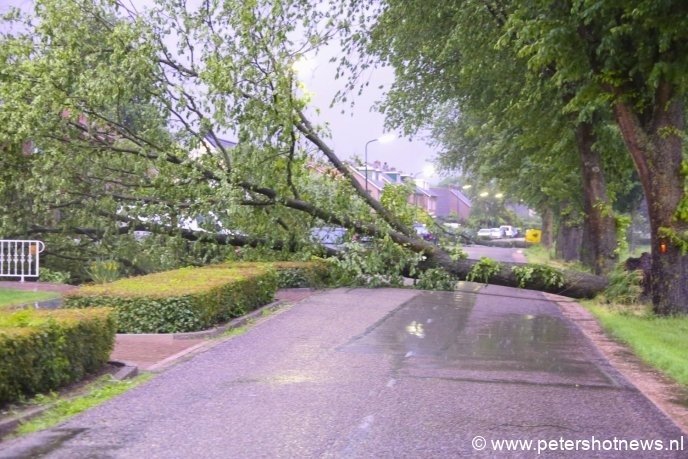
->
xmin=364 ymin=134 xmax=396 ymax=193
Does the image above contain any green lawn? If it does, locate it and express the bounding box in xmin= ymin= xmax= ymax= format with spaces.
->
xmin=586 ymin=303 xmax=688 ymax=387
xmin=0 ymin=288 xmax=59 ymax=309
xmin=523 ymin=244 xmax=588 ymax=272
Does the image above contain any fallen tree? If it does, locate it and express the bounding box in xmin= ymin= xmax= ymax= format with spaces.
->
xmin=0 ymin=0 xmax=607 ymax=299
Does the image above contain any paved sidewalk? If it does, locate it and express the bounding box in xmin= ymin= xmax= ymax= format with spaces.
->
xmin=109 ymin=288 xmax=316 ymax=371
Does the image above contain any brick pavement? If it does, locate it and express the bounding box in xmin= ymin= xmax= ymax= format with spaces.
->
xmin=110 ymin=334 xmax=207 ymax=371
xmin=110 ymin=288 xmax=316 ymax=371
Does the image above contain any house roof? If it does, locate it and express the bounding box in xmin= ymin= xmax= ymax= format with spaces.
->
xmin=431 ymin=187 xmax=472 ymax=207
xmin=205 ymin=135 xmax=237 ymax=150
xmin=350 ymin=165 xmax=387 ymax=191
xmin=449 ymin=188 xmax=472 ymax=206
xmin=414 ymin=185 xmax=436 ymax=197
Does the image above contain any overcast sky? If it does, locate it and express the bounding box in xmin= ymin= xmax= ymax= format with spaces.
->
xmin=1 ymin=0 xmax=439 ymax=181
xmin=295 ymin=44 xmax=438 ymax=180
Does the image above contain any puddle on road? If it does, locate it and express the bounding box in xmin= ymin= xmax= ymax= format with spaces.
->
xmin=342 ymin=291 xmax=614 ymax=386
xmin=343 ymin=290 xmax=475 ymax=358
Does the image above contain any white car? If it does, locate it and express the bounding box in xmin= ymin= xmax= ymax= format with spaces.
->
xmin=499 ymin=225 xmax=516 ymax=238
xmin=490 ymin=228 xmax=503 ymax=238
xmin=477 ymin=228 xmax=492 ymax=238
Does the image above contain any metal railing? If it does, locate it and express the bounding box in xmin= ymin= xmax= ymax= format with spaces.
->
xmin=0 ymin=240 xmax=45 ymax=282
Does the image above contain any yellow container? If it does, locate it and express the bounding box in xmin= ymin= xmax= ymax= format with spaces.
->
xmin=525 ymin=229 xmax=542 ymax=244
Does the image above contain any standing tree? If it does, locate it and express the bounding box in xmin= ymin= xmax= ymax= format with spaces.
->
xmin=347 ymin=0 xmax=628 ymax=275
xmin=507 ymin=0 xmax=688 ymax=313
xmin=347 ymin=0 xmax=686 ymax=311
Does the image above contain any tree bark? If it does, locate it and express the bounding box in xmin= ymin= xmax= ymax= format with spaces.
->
xmin=421 ymin=247 xmax=607 ymax=299
xmin=540 ymin=207 xmax=554 ymax=248
xmin=555 ymin=219 xmax=582 ymax=262
xmin=612 ymin=82 xmax=688 ymax=314
xmin=575 ymin=121 xmax=618 ymax=275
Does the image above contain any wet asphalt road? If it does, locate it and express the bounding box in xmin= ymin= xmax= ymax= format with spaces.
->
xmin=1 ymin=286 xmax=685 ymax=458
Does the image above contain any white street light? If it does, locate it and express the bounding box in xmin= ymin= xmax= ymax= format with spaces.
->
xmin=479 ymin=191 xmax=489 ymax=197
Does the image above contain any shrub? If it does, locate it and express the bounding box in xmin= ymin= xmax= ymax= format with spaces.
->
xmin=466 ymin=257 xmax=502 ymax=283
xmin=269 ymin=260 xmax=333 ymax=288
xmin=415 ymin=268 xmax=457 ymax=291
xmin=64 ymin=263 xmax=278 ymax=333
xmin=0 ymin=308 xmax=115 ymax=407
xmin=603 ymin=266 xmax=645 ymax=307
xmin=86 ymin=260 xmax=121 ymax=284
xmin=38 ymin=268 xmax=71 ymax=284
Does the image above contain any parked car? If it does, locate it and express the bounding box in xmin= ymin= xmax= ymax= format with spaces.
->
xmin=490 ymin=228 xmax=503 ymax=239
xmin=414 ymin=223 xmax=437 ymax=243
xmin=499 ymin=225 xmax=516 ymax=238
xmin=477 ymin=228 xmax=493 ymax=238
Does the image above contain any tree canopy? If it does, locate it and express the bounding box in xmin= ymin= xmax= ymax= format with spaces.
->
xmin=0 ymin=0 xmax=616 ymax=299
xmin=346 ymin=0 xmax=688 ymax=313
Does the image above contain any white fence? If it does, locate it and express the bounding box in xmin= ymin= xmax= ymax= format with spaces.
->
xmin=0 ymin=240 xmax=45 ymax=282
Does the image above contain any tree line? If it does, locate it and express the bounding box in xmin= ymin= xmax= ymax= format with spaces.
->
xmin=343 ymin=0 xmax=688 ymax=314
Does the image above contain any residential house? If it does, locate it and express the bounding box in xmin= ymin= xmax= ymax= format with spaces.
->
xmin=348 ymin=161 xmax=438 ymax=217
xmin=349 ymin=162 xmax=390 ymax=201
xmin=430 ymin=187 xmax=472 ymax=221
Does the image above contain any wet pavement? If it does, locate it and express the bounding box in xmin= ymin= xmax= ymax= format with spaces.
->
xmin=0 ymin=286 xmax=685 ymax=458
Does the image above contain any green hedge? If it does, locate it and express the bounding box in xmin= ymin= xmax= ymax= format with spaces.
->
xmin=270 ymin=261 xmax=334 ymax=288
xmin=0 ymin=308 xmax=115 ymax=407
xmin=64 ymin=263 xmax=278 ymax=333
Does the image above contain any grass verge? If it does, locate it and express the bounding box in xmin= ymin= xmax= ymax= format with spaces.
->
xmin=0 ymin=288 xmax=58 ymax=309
xmin=524 ymin=245 xmax=589 ymax=272
xmin=10 ymin=373 xmax=153 ymax=436
xmin=585 ymin=301 xmax=688 ymax=387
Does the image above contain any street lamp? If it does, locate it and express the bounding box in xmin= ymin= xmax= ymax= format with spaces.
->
xmin=364 ymin=133 xmax=396 ymax=192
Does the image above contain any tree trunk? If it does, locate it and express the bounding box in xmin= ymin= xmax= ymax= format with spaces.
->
xmin=575 ymin=121 xmax=618 ymax=275
xmin=613 ymin=82 xmax=688 ymax=314
xmin=421 ymin=247 xmax=607 ymax=299
xmin=555 ymin=219 xmax=582 ymax=262
xmin=540 ymin=207 xmax=554 ymax=248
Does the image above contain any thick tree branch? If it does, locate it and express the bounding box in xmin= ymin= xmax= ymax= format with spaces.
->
xmin=295 ymin=110 xmax=414 ymax=237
